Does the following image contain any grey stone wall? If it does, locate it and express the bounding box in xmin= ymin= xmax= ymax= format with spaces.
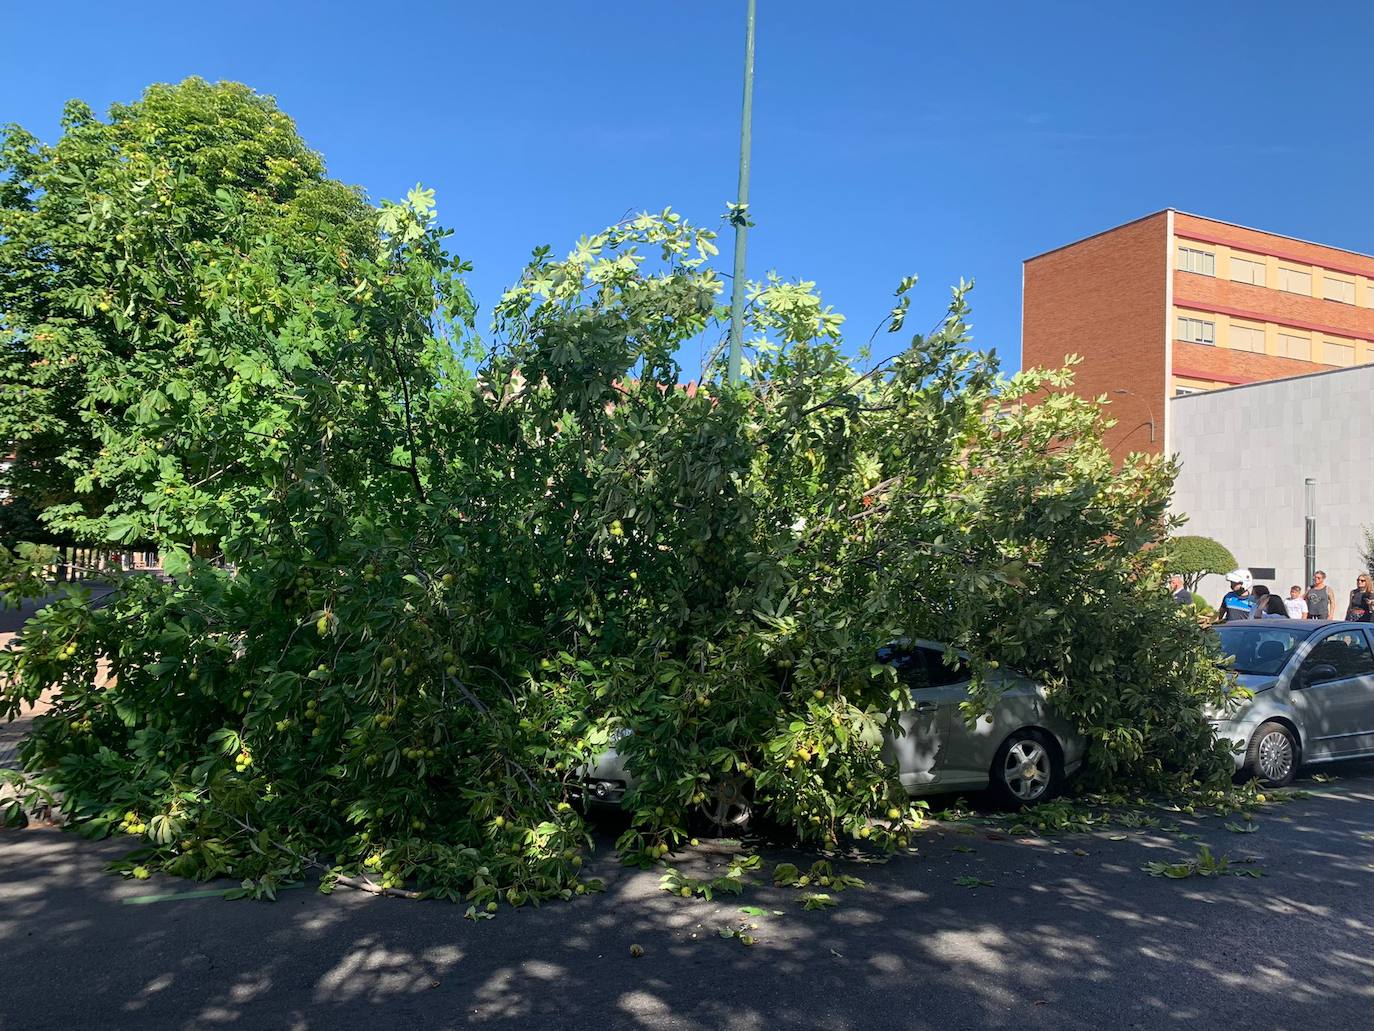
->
xmin=1168 ymin=365 xmax=1374 ymax=608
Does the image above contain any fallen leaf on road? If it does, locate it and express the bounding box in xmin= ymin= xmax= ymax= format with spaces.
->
xmin=955 ymin=876 xmax=993 ymax=888
xmin=1142 ymin=861 xmax=1193 ymax=879
xmin=1108 ymin=834 xmax=1127 ymax=841
xmin=629 ymin=944 xmax=645 ymax=958
xmin=1072 ymin=848 xmax=1089 ymax=856
xmin=952 ymin=845 xmax=975 ymax=853
xmin=1224 ymin=822 xmax=1258 ymax=834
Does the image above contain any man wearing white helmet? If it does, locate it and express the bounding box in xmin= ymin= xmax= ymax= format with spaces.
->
xmin=1217 ymin=569 xmax=1255 ymax=623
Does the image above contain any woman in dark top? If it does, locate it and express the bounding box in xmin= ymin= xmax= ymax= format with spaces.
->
xmin=1263 ymin=593 xmax=1288 ymax=618
xmin=1347 ymin=575 xmax=1374 ymax=622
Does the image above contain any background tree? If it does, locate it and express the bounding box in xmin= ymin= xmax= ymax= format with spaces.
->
xmin=0 ymin=78 xmax=379 ymax=552
xmin=1165 ymin=535 xmax=1238 ymax=592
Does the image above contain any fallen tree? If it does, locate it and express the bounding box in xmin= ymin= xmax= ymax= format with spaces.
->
xmin=0 ymin=81 xmax=1233 ymax=904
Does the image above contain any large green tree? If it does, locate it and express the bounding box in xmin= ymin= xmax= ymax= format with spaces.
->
xmin=0 ymin=78 xmax=380 ymax=549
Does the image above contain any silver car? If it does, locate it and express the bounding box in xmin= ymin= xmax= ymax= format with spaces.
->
xmin=583 ymin=640 xmax=1085 ymax=827
xmin=1211 ymin=618 xmax=1374 ymax=786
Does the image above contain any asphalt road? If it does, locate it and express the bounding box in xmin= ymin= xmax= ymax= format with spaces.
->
xmin=4 ymin=768 xmax=1374 ymax=1031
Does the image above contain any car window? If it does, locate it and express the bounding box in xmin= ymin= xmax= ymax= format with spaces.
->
xmin=1300 ymin=631 xmax=1374 ymax=685
xmin=918 ymin=647 xmax=970 ymax=688
xmin=875 ymin=645 xmax=968 ymax=690
xmin=1213 ymin=626 xmax=1307 ymax=675
xmin=876 ymin=645 xmax=931 ymax=689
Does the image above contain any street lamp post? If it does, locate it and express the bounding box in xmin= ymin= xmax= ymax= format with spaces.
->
xmin=1304 ymin=478 xmax=1317 ymax=589
xmin=725 ymin=0 xmax=757 ymax=386
xmin=1113 ymin=388 xmax=1156 ymax=444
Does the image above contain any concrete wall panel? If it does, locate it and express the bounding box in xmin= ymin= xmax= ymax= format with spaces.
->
xmin=1170 ymin=365 xmax=1374 ymax=606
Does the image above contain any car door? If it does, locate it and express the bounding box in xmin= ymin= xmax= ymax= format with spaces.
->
xmin=885 ymin=646 xmax=962 ymax=790
xmin=1289 ymin=628 xmax=1374 ymax=759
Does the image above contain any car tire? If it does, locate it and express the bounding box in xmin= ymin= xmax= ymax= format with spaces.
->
xmin=1245 ymin=721 xmax=1299 ymax=787
xmin=691 ymin=773 xmax=754 ymax=836
xmin=990 ymin=729 xmax=1062 ymax=809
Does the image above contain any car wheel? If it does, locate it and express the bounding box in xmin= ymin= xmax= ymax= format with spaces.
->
xmin=694 ymin=774 xmax=753 ymax=835
xmin=1245 ymin=721 xmax=1298 ymax=787
xmin=990 ymin=729 xmax=1062 ymax=809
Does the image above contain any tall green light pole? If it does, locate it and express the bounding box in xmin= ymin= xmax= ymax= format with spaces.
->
xmin=726 ymin=0 xmax=756 ymax=385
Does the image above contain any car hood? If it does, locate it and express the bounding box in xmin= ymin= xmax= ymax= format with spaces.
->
xmin=1232 ymin=673 xmax=1280 ymax=694
xmin=1207 ymin=674 xmax=1279 ymax=720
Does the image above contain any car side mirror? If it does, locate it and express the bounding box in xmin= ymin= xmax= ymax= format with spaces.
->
xmin=1301 ymin=663 xmax=1339 ymax=687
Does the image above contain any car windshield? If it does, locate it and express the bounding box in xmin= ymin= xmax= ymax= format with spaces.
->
xmin=1213 ymin=626 xmax=1310 ymax=676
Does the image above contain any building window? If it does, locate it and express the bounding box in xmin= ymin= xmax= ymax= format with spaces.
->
xmin=1277 ymin=267 xmax=1312 ymax=295
xmin=1230 ymin=255 xmax=1266 ymax=286
xmin=1230 ymin=324 xmax=1265 ymax=353
xmin=1276 ymin=332 xmax=1312 ymax=361
xmin=1323 ymin=340 xmax=1356 ymax=366
xmin=1177 ymin=246 xmax=1215 ymax=275
xmin=1323 ymin=276 xmax=1356 ymax=304
xmin=1177 ymin=316 xmax=1215 ymax=345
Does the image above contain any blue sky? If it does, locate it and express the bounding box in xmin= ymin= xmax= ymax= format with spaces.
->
xmin=5 ymin=1 xmax=1374 ymax=373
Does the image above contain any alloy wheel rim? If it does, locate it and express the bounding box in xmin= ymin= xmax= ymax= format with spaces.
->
xmin=1257 ymin=731 xmax=1294 ymax=782
xmin=1003 ymin=740 xmax=1051 ymax=801
xmin=700 ymin=775 xmax=752 ymax=830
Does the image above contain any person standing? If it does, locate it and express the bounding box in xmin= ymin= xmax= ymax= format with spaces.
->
xmin=1306 ymin=572 xmax=1336 ymax=620
xmin=1284 ymin=586 xmax=1308 ymax=620
xmin=1217 ymin=570 xmax=1254 ymax=623
xmin=1248 ymin=585 xmax=1271 ymax=619
xmin=1170 ymin=575 xmax=1191 ymax=606
xmin=1346 ymin=575 xmax=1374 ymax=623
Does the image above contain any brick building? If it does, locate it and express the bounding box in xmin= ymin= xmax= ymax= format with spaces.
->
xmin=1021 ymin=210 xmax=1374 ymax=455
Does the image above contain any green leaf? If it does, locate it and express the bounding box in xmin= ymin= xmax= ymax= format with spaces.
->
xmin=161 ymin=548 xmax=191 ymax=576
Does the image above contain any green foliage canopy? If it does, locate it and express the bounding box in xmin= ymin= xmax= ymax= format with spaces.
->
xmin=0 ymin=78 xmax=379 ymax=547
xmin=1166 ymin=535 xmax=1238 ymax=591
xmin=0 ymin=82 xmax=1234 ymax=904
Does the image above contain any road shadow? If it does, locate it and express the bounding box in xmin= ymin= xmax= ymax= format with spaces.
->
xmin=4 ymin=765 xmax=1374 ymax=1030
